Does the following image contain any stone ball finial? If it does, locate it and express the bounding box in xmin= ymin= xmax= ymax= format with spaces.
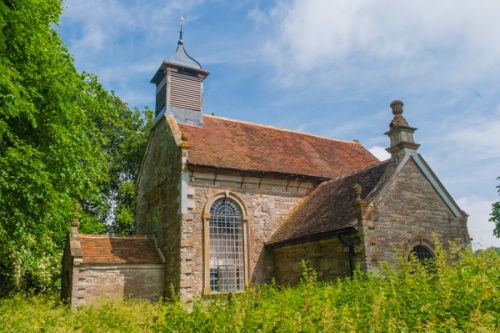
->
xmin=390 ymin=100 xmax=404 ymax=116
xmin=71 ymin=202 xmax=80 ymax=228
xmin=71 ymin=218 xmax=80 ymax=228
xmin=180 ymin=132 xmax=190 ymax=149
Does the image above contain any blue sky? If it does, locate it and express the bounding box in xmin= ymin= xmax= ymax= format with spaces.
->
xmin=59 ymin=0 xmax=500 ymax=249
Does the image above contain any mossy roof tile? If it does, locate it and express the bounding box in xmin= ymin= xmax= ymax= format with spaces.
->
xmin=267 ymin=159 xmax=397 ymax=246
xmin=79 ymin=235 xmax=162 ymax=265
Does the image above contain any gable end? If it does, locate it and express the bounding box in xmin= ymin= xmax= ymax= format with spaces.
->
xmin=374 ymin=152 xmax=463 ymax=217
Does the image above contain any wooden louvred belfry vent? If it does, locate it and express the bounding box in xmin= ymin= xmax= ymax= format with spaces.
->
xmin=151 ymin=25 xmax=209 ymax=127
xmin=155 ymin=75 xmax=167 ymax=114
xmin=170 ymin=71 xmax=203 ymax=111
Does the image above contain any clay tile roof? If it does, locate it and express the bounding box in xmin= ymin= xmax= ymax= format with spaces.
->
xmin=178 ymin=116 xmax=379 ymax=179
xmin=79 ymin=235 xmax=163 ymax=265
xmin=267 ymin=159 xmax=397 ymax=246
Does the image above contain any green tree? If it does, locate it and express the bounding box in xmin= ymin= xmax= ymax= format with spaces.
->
xmin=0 ymin=0 xmax=106 ymax=294
xmin=88 ymin=91 xmax=153 ymax=235
xmin=0 ymin=0 xmax=150 ymax=294
xmin=65 ymin=76 xmax=153 ymax=235
xmin=109 ymin=107 xmax=153 ymax=235
xmin=490 ymin=177 xmax=500 ymax=238
xmin=110 ymin=107 xmax=153 ymax=235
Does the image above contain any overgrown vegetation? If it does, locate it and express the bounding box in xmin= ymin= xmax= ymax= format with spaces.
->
xmin=0 ymin=0 xmax=152 ymax=295
xmin=1 ymin=245 xmax=499 ymax=332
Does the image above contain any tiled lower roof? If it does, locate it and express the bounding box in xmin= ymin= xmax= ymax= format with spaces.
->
xmin=178 ymin=116 xmax=379 ymax=179
xmin=79 ymin=235 xmax=163 ymax=265
xmin=267 ymin=159 xmax=397 ymax=246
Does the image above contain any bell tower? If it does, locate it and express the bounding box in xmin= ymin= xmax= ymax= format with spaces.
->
xmin=151 ymin=23 xmax=210 ymax=126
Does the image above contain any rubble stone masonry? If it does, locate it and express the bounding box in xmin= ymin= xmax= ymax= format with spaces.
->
xmin=362 ymin=158 xmax=469 ymax=269
xmin=178 ymin=171 xmax=318 ymax=299
xmin=134 ymin=117 xmax=324 ymax=299
xmin=273 ymin=237 xmax=351 ymax=285
xmin=135 ymin=117 xmax=182 ymax=297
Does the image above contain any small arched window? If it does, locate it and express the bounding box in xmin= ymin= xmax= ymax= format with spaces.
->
xmin=209 ymin=198 xmax=245 ymax=292
xmin=409 ymin=245 xmax=434 ymax=263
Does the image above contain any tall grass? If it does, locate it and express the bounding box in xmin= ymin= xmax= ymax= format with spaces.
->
xmin=1 ymin=244 xmax=499 ymax=332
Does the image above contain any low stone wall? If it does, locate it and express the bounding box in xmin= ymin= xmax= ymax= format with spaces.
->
xmin=69 ymin=264 xmax=164 ymax=308
xmin=273 ymin=237 xmax=351 ymax=286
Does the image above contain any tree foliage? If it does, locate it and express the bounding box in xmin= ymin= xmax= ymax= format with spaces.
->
xmin=89 ymin=93 xmax=153 ymax=236
xmin=490 ymin=177 xmax=500 ymax=238
xmin=0 ymin=0 xmax=151 ymax=294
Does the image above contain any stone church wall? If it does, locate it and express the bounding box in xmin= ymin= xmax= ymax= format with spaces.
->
xmin=135 ymin=118 xmax=183 ymax=297
xmin=362 ymin=158 xmax=469 ymax=269
xmin=133 ymin=118 xmax=323 ymax=299
xmin=178 ymin=171 xmax=319 ymax=298
xmin=273 ymin=237 xmax=351 ymax=286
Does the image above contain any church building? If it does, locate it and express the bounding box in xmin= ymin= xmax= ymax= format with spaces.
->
xmin=61 ymin=31 xmax=470 ymax=308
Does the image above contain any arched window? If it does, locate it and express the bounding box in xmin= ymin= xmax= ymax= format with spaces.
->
xmin=209 ymin=198 xmax=245 ymax=292
xmin=409 ymin=245 xmax=434 ymax=263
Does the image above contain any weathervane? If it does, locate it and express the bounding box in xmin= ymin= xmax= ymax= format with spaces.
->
xmin=178 ymin=15 xmax=185 ymax=40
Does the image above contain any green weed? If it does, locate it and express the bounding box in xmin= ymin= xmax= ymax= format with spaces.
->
xmin=0 ymin=246 xmax=499 ymax=332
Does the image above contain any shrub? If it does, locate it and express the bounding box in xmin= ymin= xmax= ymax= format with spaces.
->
xmin=1 ymin=246 xmax=499 ymax=332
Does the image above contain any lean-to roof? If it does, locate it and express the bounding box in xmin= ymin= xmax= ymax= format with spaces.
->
xmin=267 ymin=159 xmax=397 ymax=246
xmin=78 ymin=235 xmax=163 ymax=265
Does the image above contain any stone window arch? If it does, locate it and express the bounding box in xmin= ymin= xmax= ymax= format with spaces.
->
xmin=202 ymin=192 xmax=249 ymax=294
xmin=406 ymin=237 xmax=435 ymax=263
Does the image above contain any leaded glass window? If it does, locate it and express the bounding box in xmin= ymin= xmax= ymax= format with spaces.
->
xmin=209 ymin=198 xmax=244 ymax=292
xmin=409 ymin=245 xmax=434 ymax=263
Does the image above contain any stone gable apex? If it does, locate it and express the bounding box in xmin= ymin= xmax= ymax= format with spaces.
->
xmin=373 ymin=152 xmax=463 ymax=218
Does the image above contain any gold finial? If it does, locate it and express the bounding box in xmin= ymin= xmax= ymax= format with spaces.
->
xmin=180 ymin=132 xmax=190 ymax=149
xmin=71 ymin=202 xmax=80 ymax=228
xmin=353 ymin=183 xmax=362 ymax=200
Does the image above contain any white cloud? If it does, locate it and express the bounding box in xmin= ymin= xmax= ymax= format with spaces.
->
xmin=247 ymin=5 xmax=269 ymax=26
xmin=262 ymin=0 xmax=500 ymax=89
xmin=59 ymin=0 xmax=207 ymax=109
xmin=60 ymin=0 xmax=206 ymax=61
xmin=444 ymin=118 xmax=500 ymax=162
xmin=368 ymin=146 xmax=390 ymax=161
xmin=61 ymin=0 xmax=135 ymax=53
xmin=416 ymin=102 xmax=500 ymax=197
xmin=456 ymin=196 xmax=500 ymax=250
